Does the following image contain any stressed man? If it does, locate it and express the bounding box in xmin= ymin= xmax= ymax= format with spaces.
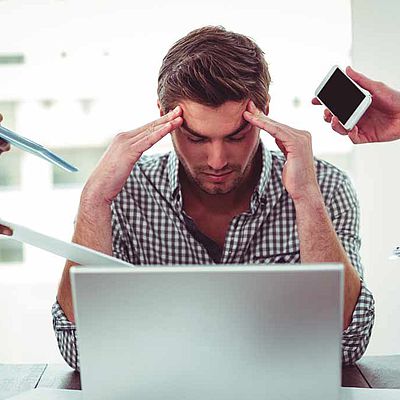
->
xmin=53 ymin=26 xmax=375 ymax=370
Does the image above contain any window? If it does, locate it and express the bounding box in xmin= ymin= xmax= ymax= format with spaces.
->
xmin=52 ymin=147 xmax=106 ymax=187
xmin=0 ymin=238 xmax=24 ymax=263
xmin=0 ymin=149 xmax=22 ymax=189
xmin=0 ymin=54 xmax=25 ymax=65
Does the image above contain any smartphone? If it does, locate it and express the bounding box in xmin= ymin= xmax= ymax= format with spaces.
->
xmin=315 ymin=65 xmax=372 ymax=130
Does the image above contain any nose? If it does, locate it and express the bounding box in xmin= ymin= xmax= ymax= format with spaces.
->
xmin=207 ymin=142 xmax=228 ymax=171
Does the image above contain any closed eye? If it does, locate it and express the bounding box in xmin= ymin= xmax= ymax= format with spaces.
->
xmin=227 ymin=135 xmax=245 ymax=142
xmin=187 ymin=135 xmax=207 ymax=143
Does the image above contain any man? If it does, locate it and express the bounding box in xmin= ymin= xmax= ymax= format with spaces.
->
xmin=313 ymin=66 xmax=400 ymax=143
xmin=53 ymin=26 xmax=375 ymax=371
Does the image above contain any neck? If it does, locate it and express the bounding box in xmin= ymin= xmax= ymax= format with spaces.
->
xmin=180 ymin=147 xmax=262 ymax=215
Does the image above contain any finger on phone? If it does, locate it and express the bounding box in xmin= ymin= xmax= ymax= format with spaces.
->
xmin=311 ymin=98 xmax=321 ymax=105
xmin=0 ymin=224 xmax=13 ymax=236
xmin=347 ymin=126 xmax=364 ymax=144
xmin=0 ymin=113 xmax=3 ymax=123
xmin=346 ymin=66 xmax=374 ymax=92
xmin=331 ymin=116 xmax=349 ymax=135
xmin=323 ymin=109 xmax=333 ymax=123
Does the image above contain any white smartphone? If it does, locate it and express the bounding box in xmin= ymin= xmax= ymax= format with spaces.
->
xmin=315 ymin=65 xmax=372 ymax=130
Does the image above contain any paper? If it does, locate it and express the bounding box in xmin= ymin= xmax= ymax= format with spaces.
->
xmin=389 ymin=245 xmax=400 ymax=260
xmin=0 ymin=125 xmax=78 ymax=172
xmin=5 ymin=388 xmax=82 ymax=400
xmin=0 ymin=218 xmax=132 ymax=268
xmin=341 ymin=387 xmax=400 ymax=399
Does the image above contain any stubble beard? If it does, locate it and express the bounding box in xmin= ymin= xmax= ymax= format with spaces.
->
xmin=173 ymin=140 xmax=260 ymax=196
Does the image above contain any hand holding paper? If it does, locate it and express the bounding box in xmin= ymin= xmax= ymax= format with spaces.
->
xmin=0 ymin=124 xmax=78 ymax=172
xmin=0 ymin=218 xmax=132 ymax=268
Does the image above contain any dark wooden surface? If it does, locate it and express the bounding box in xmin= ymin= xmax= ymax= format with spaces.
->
xmin=2 ymin=356 xmax=399 ymax=398
xmin=357 ymin=355 xmax=400 ymax=389
xmin=36 ymin=364 xmax=81 ymax=391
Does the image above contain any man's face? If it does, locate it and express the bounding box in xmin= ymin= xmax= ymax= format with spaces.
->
xmin=169 ymin=99 xmax=261 ymax=195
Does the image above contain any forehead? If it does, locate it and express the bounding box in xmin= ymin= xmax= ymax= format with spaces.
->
xmin=179 ymin=99 xmax=249 ymax=137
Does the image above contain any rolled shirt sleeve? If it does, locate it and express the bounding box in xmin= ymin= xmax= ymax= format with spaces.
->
xmin=52 ymin=199 xmax=135 ymax=371
xmin=326 ymin=173 xmax=375 ymax=365
xmin=52 ymin=301 xmax=79 ymax=371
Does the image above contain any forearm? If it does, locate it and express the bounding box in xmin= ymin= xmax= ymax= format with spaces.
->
xmin=57 ymin=193 xmax=113 ymax=323
xmin=294 ymin=190 xmax=361 ymax=330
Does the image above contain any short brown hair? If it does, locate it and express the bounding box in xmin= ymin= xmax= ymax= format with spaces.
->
xmin=157 ymin=26 xmax=271 ymax=112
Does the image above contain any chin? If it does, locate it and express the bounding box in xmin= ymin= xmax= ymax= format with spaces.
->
xmin=197 ymin=180 xmax=238 ymax=195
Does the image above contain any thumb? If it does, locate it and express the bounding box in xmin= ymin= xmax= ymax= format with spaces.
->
xmin=346 ymin=66 xmax=377 ymax=93
xmin=275 ymin=139 xmax=287 ymax=158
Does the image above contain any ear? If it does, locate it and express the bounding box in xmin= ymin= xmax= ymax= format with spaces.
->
xmin=157 ymin=100 xmax=165 ymax=117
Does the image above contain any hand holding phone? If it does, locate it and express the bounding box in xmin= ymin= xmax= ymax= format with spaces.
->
xmin=314 ymin=65 xmax=372 ymax=131
xmin=313 ymin=66 xmax=400 ymax=144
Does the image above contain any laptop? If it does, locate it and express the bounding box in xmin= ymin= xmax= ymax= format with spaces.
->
xmin=70 ymin=264 xmax=343 ymax=400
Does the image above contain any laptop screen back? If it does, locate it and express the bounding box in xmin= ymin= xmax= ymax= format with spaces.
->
xmin=71 ymin=264 xmax=343 ymax=400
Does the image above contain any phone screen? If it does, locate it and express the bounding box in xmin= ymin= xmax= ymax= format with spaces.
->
xmin=318 ymin=67 xmax=366 ymax=124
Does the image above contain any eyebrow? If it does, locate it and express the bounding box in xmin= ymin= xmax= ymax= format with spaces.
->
xmin=181 ymin=121 xmax=250 ymax=139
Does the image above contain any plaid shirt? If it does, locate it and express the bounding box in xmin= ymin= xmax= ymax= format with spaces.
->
xmin=52 ymin=144 xmax=375 ymax=370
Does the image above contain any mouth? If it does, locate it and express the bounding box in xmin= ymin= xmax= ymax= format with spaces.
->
xmin=202 ymin=171 xmax=233 ymax=183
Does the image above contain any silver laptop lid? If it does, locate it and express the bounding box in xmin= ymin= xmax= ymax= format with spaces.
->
xmin=71 ymin=264 xmax=343 ymax=400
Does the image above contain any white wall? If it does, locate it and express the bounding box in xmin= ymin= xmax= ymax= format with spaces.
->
xmin=351 ymin=0 xmax=400 ymax=355
xmin=0 ymin=0 xmax=355 ymax=363
xmin=1 ymin=0 xmax=399 ymax=362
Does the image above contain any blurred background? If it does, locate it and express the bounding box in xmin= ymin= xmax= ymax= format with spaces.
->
xmin=0 ymin=0 xmax=399 ymax=363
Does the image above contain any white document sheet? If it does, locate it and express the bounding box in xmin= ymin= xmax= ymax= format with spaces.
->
xmin=0 ymin=218 xmax=132 ymax=268
xmin=5 ymin=389 xmax=82 ymax=400
xmin=342 ymin=387 xmax=400 ymax=399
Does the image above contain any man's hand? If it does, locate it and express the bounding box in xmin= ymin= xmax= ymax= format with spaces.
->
xmin=244 ymin=100 xmax=361 ymax=329
xmin=243 ymin=100 xmax=320 ymax=203
xmin=312 ymin=66 xmax=400 ymax=144
xmin=57 ymin=106 xmax=183 ymax=323
xmin=82 ymin=106 xmax=183 ymax=205
xmin=0 ymin=113 xmax=11 ymax=155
